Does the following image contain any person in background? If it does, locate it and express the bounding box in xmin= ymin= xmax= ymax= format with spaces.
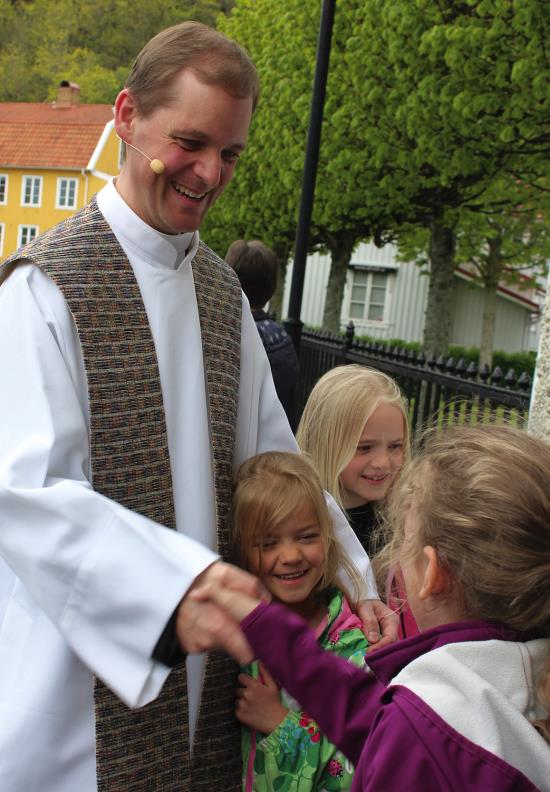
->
xmin=226 ymin=239 xmax=299 ymax=430
xmin=194 ymin=424 xmax=550 ymax=791
xmin=231 ymin=451 xmax=368 ymax=791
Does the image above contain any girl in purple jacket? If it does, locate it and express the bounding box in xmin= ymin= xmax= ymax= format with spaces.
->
xmin=195 ymin=424 xmax=550 ymax=791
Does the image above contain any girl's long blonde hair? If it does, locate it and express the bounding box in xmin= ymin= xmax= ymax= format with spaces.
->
xmin=296 ymin=365 xmax=409 ymax=509
xmin=378 ymin=424 xmax=550 ymax=742
xmin=232 ymin=451 xmax=363 ymax=602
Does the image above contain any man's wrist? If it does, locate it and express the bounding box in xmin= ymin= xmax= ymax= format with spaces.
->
xmin=152 ymin=604 xmax=186 ymax=668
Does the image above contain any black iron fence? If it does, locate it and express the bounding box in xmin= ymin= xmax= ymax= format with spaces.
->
xmin=297 ymin=324 xmax=532 ymax=437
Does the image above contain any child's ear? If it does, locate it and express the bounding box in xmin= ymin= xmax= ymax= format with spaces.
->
xmin=418 ymin=546 xmax=449 ymax=600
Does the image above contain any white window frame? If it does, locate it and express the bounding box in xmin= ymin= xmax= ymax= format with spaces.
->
xmin=21 ymin=175 xmax=43 ymax=207
xmin=0 ymin=223 xmax=4 ymax=257
xmin=18 ymin=224 xmax=39 ymax=248
xmin=345 ymin=267 xmax=392 ymax=327
xmin=56 ymin=177 xmax=78 ymax=209
xmin=0 ymin=174 xmax=8 ymax=205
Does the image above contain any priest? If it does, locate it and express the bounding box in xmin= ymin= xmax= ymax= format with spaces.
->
xmin=0 ymin=20 xmax=396 ymax=792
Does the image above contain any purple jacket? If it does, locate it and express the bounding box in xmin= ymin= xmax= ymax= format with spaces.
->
xmin=241 ymin=602 xmax=550 ymax=791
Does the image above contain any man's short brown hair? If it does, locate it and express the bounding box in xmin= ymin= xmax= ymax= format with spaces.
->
xmin=125 ymin=21 xmax=259 ymax=117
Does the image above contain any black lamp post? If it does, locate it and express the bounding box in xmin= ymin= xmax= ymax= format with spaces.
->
xmin=283 ymin=0 xmax=336 ymax=353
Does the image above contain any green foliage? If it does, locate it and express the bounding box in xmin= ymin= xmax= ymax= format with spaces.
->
xmin=447 ymin=345 xmax=482 ymax=366
xmin=352 ymin=334 xmax=536 ymax=378
xmin=456 ymin=177 xmax=550 ymax=289
xmin=206 ymin=0 xmax=550 ymax=343
xmin=445 ymin=345 xmax=536 ymax=377
xmin=492 ymin=349 xmax=536 ymax=378
xmin=0 ymin=0 xmax=232 ymax=104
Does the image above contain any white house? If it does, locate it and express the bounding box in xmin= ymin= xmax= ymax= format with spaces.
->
xmin=282 ymin=241 xmax=543 ymax=352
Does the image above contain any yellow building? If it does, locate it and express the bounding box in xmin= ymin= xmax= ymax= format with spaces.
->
xmin=0 ymin=83 xmax=119 ymax=259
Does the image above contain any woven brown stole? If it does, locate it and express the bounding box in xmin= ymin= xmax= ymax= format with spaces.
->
xmin=1 ymin=201 xmax=243 ymax=791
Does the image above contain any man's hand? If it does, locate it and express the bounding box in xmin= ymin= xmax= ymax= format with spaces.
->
xmin=356 ymin=599 xmax=399 ymax=651
xmin=176 ymin=562 xmax=265 ymax=664
xmin=235 ymin=664 xmax=288 ymax=734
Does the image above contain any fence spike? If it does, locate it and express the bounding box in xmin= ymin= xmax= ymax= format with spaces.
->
xmin=479 ymin=363 xmax=491 ymax=382
xmin=456 ymin=358 xmax=466 ymax=375
xmin=298 ymin=329 xmax=530 ymax=434
xmin=445 ymin=357 xmax=456 ymax=372
xmin=504 ymin=368 xmax=517 ymax=387
xmin=491 ymin=366 xmax=503 ymax=384
xmin=345 ymin=321 xmax=355 ymax=348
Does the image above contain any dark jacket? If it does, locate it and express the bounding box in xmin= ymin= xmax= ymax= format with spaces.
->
xmin=252 ymin=309 xmax=299 ymax=430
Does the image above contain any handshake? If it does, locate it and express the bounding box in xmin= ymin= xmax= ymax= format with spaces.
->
xmin=174 ymin=561 xmax=398 ymax=662
xmin=175 ymin=561 xmax=267 ymax=664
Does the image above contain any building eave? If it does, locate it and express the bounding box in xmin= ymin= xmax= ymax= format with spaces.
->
xmin=455 ymin=266 xmax=539 ymax=311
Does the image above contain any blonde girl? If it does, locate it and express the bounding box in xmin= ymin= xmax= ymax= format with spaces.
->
xmin=231 ymin=451 xmax=368 ymax=792
xmin=206 ymin=425 xmax=550 ymax=791
xmin=296 ymin=364 xmax=409 ymax=555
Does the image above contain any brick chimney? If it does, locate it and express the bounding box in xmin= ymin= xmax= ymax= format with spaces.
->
xmin=56 ymin=80 xmax=80 ymax=107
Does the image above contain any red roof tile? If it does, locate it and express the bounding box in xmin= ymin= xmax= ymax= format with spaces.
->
xmin=0 ymin=103 xmax=114 ymax=169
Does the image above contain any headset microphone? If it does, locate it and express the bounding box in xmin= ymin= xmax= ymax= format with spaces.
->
xmin=125 ymin=141 xmax=166 ymax=175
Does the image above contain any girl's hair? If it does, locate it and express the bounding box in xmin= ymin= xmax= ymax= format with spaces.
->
xmin=232 ymin=451 xmax=363 ymax=601
xmin=379 ymin=423 xmax=550 ymax=741
xmin=296 ymin=364 xmax=409 ymax=509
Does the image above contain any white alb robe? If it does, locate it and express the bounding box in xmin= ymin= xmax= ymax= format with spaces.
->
xmin=0 ymin=181 xmax=375 ymax=792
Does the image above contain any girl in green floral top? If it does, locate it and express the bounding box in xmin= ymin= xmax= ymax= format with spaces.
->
xmin=232 ymin=451 xmax=369 ymax=792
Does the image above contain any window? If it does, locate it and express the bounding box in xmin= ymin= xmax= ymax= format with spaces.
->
xmin=56 ymin=177 xmax=78 ymax=209
xmin=0 ymin=223 xmax=4 ymax=256
xmin=18 ymin=225 xmax=39 ymax=247
xmin=0 ymin=174 xmax=7 ymax=204
xmin=21 ymin=175 xmax=42 ymax=207
xmin=349 ymin=270 xmax=389 ymax=322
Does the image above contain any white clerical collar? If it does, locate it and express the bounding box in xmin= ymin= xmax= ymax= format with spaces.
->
xmin=96 ymin=179 xmax=200 ymax=271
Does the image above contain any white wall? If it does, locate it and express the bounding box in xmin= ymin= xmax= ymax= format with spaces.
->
xmin=282 ymin=241 xmax=539 ymax=352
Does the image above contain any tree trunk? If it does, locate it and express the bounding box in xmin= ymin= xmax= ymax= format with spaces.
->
xmin=270 ymin=258 xmax=289 ymax=320
xmin=322 ymin=234 xmax=356 ymax=333
xmin=422 ymin=220 xmax=456 ymax=356
xmin=478 ymin=235 xmax=502 ymax=370
xmin=479 ymin=287 xmax=497 ymax=370
xmin=529 ymin=272 xmax=550 ymax=443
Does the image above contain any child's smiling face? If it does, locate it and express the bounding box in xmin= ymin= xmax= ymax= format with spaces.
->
xmin=340 ymin=402 xmax=405 ymax=509
xmin=246 ymin=501 xmax=326 ymax=612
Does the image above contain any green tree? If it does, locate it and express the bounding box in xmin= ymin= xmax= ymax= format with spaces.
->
xmin=0 ymin=0 xmax=233 ymax=104
xmin=455 ymin=180 xmax=550 ymax=368
xmin=207 ymin=0 xmax=550 ymax=344
xmin=398 ymin=177 xmax=550 ymax=367
xmin=207 ymin=0 xmax=384 ymax=324
xmin=347 ymin=0 xmax=550 ymax=354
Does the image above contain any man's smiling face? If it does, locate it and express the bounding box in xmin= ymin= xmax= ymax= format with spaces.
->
xmin=115 ymin=69 xmax=253 ymax=234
